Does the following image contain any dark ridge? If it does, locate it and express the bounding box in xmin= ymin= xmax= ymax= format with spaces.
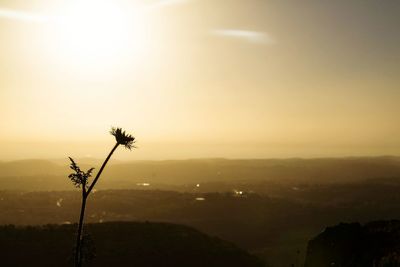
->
xmin=304 ymin=220 xmax=400 ymax=267
xmin=0 ymin=221 xmax=265 ymax=267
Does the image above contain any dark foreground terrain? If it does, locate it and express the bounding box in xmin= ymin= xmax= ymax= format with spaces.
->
xmin=1 ymin=157 xmax=400 ymax=266
xmin=305 ymin=220 xmax=400 ymax=267
xmin=0 ymin=222 xmax=264 ymax=267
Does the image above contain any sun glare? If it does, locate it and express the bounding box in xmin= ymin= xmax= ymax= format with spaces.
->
xmin=48 ymin=0 xmax=146 ymax=76
xmin=59 ymin=1 xmax=125 ymax=58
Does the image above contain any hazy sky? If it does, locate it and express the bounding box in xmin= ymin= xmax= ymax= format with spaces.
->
xmin=0 ymin=0 xmax=399 ymax=160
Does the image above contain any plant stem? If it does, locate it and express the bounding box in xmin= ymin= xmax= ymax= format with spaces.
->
xmin=75 ymin=193 xmax=87 ymax=267
xmin=74 ymin=142 xmax=119 ymax=267
xmin=87 ymin=143 xmax=119 ymax=195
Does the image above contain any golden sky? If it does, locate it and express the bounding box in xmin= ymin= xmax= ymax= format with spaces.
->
xmin=0 ymin=0 xmax=399 ymax=160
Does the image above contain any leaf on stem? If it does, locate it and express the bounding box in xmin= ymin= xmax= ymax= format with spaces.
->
xmin=68 ymin=157 xmax=94 ymax=189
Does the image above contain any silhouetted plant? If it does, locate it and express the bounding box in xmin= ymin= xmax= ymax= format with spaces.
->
xmin=68 ymin=127 xmax=135 ymax=267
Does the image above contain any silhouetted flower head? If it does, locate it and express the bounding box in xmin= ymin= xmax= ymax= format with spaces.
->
xmin=110 ymin=127 xmax=136 ymax=150
xmin=68 ymin=157 xmax=94 ymax=188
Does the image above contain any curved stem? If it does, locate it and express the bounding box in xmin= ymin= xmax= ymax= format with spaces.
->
xmin=86 ymin=142 xmax=119 ymax=196
xmin=74 ymin=142 xmax=119 ymax=266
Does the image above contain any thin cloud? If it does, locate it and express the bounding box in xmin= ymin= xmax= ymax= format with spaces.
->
xmin=213 ymin=29 xmax=275 ymax=45
xmin=145 ymin=0 xmax=192 ymax=10
xmin=0 ymin=7 xmax=48 ymax=23
xmin=0 ymin=0 xmax=191 ymax=24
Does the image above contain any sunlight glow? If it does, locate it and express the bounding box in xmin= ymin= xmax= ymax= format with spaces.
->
xmin=57 ymin=2 xmax=125 ymax=58
xmin=51 ymin=1 xmax=134 ymax=71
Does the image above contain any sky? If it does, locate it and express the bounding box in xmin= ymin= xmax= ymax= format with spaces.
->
xmin=0 ymin=0 xmax=399 ymax=160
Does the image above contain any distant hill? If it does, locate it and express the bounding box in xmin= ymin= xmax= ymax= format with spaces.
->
xmin=304 ymin=220 xmax=400 ymax=267
xmin=0 ymin=222 xmax=264 ymax=267
xmin=0 ymin=157 xmax=400 ymax=190
xmin=0 ymin=159 xmax=65 ymax=176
